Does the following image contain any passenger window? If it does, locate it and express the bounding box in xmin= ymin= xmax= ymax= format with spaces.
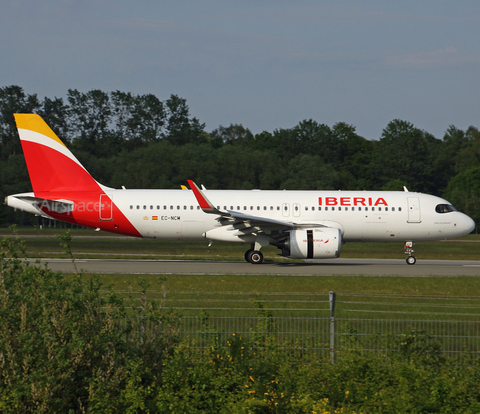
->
xmin=392 ymin=207 xmax=395 ymax=212
xmin=170 ymin=206 xmax=173 ymax=210
xmin=184 ymin=206 xmax=187 ymax=210
xmin=399 ymin=207 xmax=402 ymax=212
xmin=190 ymin=206 xmax=194 ymax=210
xmin=136 ymin=206 xmax=140 ymax=210
xmin=130 ymin=205 xmax=133 ymax=209
xmin=318 ymin=207 xmax=322 ymax=211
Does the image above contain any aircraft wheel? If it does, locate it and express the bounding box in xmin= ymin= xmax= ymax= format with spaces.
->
xmin=247 ymin=250 xmax=264 ymax=264
xmin=244 ymin=249 xmax=254 ymax=262
xmin=406 ymin=256 xmax=416 ymax=265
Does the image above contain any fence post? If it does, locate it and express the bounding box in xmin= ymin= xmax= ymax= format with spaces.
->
xmin=330 ymin=291 xmax=336 ymax=364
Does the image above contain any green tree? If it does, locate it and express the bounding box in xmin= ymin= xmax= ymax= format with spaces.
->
xmin=443 ymin=167 xmax=480 ymax=233
xmin=372 ymin=119 xmax=441 ymax=193
xmin=110 ymin=90 xmax=135 ymax=143
xmin=211 ymin=124 xmax=254 ymax=146
xmin=67 ymin=89 xmax=113 ymax=155
xmin=0 ymin=85 xmax=40 ymax=160
xmin=126 ymin=93 xmax=166 ymax=147
xmin=280 ymin=154 xmax=340 ymax=190
xmin=164 ymin=95 xmax=205 ymax=145
xmin=453 ymin=126 xmax=480 ymax=174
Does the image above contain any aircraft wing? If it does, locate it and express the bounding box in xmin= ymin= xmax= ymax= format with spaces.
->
xmin=187 ymin=180 xmax=325 ymax=231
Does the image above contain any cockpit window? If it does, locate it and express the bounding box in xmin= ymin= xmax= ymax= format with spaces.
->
xmin=435 ymin=204 xmax=457 ymax=214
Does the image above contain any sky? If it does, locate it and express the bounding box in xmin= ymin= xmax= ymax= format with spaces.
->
xmin=1 ymin=1 xmax=480 ymax=140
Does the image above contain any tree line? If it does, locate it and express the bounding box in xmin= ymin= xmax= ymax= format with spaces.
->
xmin=0 ymin=85 xmax=479 ymax=230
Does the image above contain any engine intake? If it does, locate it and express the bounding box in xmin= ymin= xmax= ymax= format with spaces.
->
xmin=282 ymin=227 xmax=341 ymax=259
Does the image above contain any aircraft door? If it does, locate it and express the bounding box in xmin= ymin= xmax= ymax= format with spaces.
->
xmin=407 ymin=197 xmax=421 ymax=223
xmin=99 ymin=194 xmax=113 ymax=220
xmin=282 ymin=203 xmax=290 ymax=217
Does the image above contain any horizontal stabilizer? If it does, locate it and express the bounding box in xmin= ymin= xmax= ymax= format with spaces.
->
xmin=5 ymin=193 xmax=74 ymax=215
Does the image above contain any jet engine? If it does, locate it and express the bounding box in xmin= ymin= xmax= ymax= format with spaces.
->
xmin=282 ymin=227 xmax=341 ymax=259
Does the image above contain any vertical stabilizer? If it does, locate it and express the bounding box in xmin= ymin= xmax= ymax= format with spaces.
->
xmin=14 ymin=114 xmax=102 ymax=193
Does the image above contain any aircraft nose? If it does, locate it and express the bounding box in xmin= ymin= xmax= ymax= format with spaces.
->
xmin=459 ymin=213 xmax=476 ymax=235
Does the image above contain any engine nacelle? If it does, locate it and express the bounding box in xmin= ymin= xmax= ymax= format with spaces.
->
xmin=282 ymin=227 xmax=341 ymax=259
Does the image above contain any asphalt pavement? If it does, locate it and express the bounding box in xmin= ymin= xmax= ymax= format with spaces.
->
xmin=27 ymin=257 xmax=480 ymax=277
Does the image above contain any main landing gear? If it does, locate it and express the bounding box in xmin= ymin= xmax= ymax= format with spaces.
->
xmin=244 ymin=248 xmax=264 ymax=264
xmin=405 ymin=241 xmax=416 ymax=265
xmin=244 ymin=236 xmax=270 ymax=264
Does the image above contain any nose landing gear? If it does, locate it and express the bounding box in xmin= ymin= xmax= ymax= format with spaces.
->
xmin=405 ymin=241 xmax=416 ymax=265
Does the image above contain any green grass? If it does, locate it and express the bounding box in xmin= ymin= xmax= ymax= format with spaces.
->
xmin=3 ymin=227 xmax=480 ymax=321
xmin=89 ymin=273 xmax=480 ymax=320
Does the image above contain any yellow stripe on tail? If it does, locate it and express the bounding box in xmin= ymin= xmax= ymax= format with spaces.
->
xmin=14 ymin=114 xmax=67 ymax=148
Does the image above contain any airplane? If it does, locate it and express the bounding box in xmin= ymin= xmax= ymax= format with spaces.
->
xmin=4 ymin=114 xmax=476 ymax=265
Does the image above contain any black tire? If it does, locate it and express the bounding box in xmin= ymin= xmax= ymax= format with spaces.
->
xmin=406 ymin=256 xmax=416 ymax=265
xmin=244 ymin=249 xmax=254 ymax=262
xmin=247 ymin=250 xmax=264 ymax=264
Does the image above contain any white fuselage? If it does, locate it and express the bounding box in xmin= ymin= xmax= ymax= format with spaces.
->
xmin=103 ymin=189 xmax=474 ymax=243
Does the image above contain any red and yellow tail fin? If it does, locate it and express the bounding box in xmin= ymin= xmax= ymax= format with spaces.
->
xmin=14 ymin=114 xmax=102 ymax=193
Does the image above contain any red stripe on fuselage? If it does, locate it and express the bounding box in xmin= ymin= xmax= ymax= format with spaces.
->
xmin=36 ymin=191 xmax=142 ymax=238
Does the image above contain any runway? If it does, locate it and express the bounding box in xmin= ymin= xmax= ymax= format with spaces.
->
xmin=28 ymin=258 xmax=480 ymax=277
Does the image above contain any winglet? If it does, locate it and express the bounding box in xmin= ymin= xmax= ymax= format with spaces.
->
xmin=187 ymin=180 xmax=221 ymax=214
